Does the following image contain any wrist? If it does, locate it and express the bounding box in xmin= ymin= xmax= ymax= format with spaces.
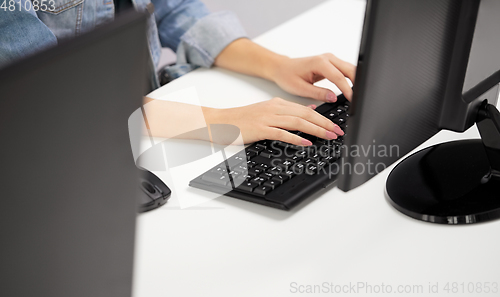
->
xmin=203 ymin=107 xmax=246 ymax=144
xmin=262 ymin=54 xmax=290 ymax=83
xmin=203 ymin=106 xmax=227 ymax=126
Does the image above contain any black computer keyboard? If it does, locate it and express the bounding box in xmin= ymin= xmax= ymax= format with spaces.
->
xmin=189 ymin=96 xmax=350 ymax=210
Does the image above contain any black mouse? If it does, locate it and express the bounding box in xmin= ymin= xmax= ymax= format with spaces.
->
xmin=137 ymin=168 xmax=171 ymax=212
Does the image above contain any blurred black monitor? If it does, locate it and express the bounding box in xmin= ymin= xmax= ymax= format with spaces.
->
xmin=0 ymin=11 xmax=149 ymax=297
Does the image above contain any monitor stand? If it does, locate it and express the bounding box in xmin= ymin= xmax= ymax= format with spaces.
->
xmin=386 ymin=100 xmax=500 ymax=224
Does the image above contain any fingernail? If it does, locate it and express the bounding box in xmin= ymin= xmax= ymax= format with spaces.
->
xmin=326 ymin=92 xmax=337 ymax=102
xmin=301 ymin=139 xmax=313 ymax=146
xmin=307 ymin=104 xmax=317 ymax=109
xmin=333 ymin=125 xmax=344 ymax=136
xmin=326 ymin=131 xmax=337 ymax=139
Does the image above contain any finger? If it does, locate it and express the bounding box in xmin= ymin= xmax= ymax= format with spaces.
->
xmin=292 ymin=78 xmax=338 ymax=103
xmin=326 ymin=54 xmax=357 ymax=83
xmin=275 ymin=100 xmax=338 ymax=133
xmin=273 ymin=115 xmax=339 ymax=140
xmin=306 ymin=104 xmax=317 ymax=109
xmin=266 ymin=127 xmax=313 ymax=146
xmin=318 ymin=62 xmax=354 ymax=101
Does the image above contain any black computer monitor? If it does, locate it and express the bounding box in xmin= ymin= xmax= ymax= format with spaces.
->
xmin=337 ymin=0 xmax=500 ymax=224
xmin=0 ymin=12 xmax=148 ymax=297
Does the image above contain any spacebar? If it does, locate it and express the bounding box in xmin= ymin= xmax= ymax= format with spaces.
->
xmin=202 ymin=173 xmax=230 ymax=186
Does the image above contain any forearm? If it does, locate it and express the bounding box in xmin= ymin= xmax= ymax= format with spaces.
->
xmin=214 ymin=38 xmax=288 ymax=82
xmin=142 ymin=97 xmax=223 ymax=141
xmin=142 ymin=97 xmax=342 ymax=146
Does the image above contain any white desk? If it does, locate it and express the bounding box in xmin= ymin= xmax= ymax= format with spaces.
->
xmin=134 ymin=1 xmax=500 ymax=296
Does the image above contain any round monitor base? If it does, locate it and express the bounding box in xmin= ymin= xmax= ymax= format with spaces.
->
xmin=386 ymin=139 xmax=500 ymax=224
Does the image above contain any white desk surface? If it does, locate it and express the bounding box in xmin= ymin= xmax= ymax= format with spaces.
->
xmin=134 ymin=1 xmax=500 ymax=296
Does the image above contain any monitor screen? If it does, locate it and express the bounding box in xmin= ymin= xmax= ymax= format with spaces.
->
xmin=462 ymin=0 xmax=500 ymax=97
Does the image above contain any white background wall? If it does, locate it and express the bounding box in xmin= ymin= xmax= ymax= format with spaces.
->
xmin=203 ymin=0 xmax=327 ymax=38
xmin=158 ymin=0 xmax=327 ymax=67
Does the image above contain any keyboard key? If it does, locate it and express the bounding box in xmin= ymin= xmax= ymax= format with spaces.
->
xmin=237 ymin=181 xmax=259 ymax=192
xmin=295 ymin=150 xmax=307 ymax=158
xmin=248 ymin=167 xmax=264 ymax=175
xmin=263 ymin=180 xmax=280 ymax=189
xmin=336 ymin=116 xmax=347 ymax=124
xmin=247 ymin=145 xmax=264 ymax=154
xmin=255 ymin=163 xmax=270 ymax=171
xmin=314 ymin=102 xmax=335 ymax=114
xmin=305 ymin=164 xmax=319 ymax=175
xmin=267 ymin=166 xmax=283 ymax=175
xmin=234 ymin=175 xmax=253 ymax=186
xmin=228 ymin=154 xmax=245 ymax=166
xmin=272 ymin=175 xmax=289 ymax=184
xmin=283 ymin=170 xmax=297 ymax=179
xmin=254 ymin=185 xmax=272 ymax=196
xmin=232 ymin=165 xmax=249 ymax=174
xmin=260 ymin=149 xmax=280 ymax=158
xmin=251 ymin=176 xmax=268 ymax=185
xmin=292 ymin=162 xmax=305 ymax=170
xmin=228 ymin=170 xmax=240 ymax=179
xmin=304 ymin=157 xmax=320 ymax=165
xmin=240 ymin=174 xmax=254 ymax=180
xmin=310 ymin=153 xmax=321 ymax=160
xmin=290 ymin=164 xmax=304 ymax=176
xmin=277 ymin=159 xmax=294 ymax=170
xmin=259 ymin=172 xmax=274 ymax=179
xmin=246 ymin=160 xmax=257 ymax=167
xmin=246 ymin=151 xmax=257 ymax=158
xmin=319 ymin=146 xmax=332 ymax=157
xmin=290 ymin=155 xmax=303 ymax=162
xmin=322 ymin=155 xmax=337 ymax=163
xmin=211 ymin=166 xmax=228 ymax=175
xmin=327 ymin=111 xmax=339 ymax=119
xmin=202 ymin=172 xmax=230 ymax=186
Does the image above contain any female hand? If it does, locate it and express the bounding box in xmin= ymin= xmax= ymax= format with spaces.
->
xmin=209 ymin=97 xmax=344 ymax=145
xmin=271 ymin=53 xmax=356 ymax=102
xmin=214 ymin=40 xmax=355 ymax=102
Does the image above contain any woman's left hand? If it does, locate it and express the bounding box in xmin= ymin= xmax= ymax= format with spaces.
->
xmin=215 ymin=39 xmax=356 ymax=102
xmin=271 ymin=53 xmax=356 ymax=102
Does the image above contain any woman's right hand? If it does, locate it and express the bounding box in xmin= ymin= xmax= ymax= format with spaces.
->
xmin=207 ymin=97 xmax=344 ymax=146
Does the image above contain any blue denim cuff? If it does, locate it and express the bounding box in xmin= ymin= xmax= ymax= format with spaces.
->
xmin=176 ymin=11 xmax=248 ymax=68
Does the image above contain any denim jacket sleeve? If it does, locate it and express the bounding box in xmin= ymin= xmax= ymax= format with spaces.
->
xmin=152 ymin=0 xmax=247 ymax=69
xmin=0 ymin=1 xmax=58 ymax=69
